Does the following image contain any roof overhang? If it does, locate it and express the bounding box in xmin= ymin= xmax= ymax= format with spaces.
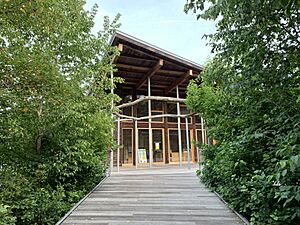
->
xmin=110 ymin=30 xmax=203 ymax=96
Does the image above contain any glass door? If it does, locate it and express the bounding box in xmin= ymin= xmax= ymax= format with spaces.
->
xmin=168 ymin=129 xmax=191 ymax=163
xmin=138 ymin=129 xmax=149 ymax=164
xmin=152 ymin=129 xmax=164 ymax=163
xmin=122 ymin=129 xmax=133 ymax=164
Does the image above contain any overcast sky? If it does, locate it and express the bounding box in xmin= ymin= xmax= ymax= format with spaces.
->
xmin=84 ymin=0 xmax=216 ymax=65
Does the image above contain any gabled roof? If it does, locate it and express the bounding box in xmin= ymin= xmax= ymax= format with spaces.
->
xmin=110 ymin=30 xmax=203 ymax=71
xmin=110 ymin=30 xmax=203 ymax=96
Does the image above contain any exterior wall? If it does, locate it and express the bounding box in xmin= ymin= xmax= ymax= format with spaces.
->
xmin=114 ymin=111 xmax=207 ymax=167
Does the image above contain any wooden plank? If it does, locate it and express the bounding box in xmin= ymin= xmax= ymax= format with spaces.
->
xmin=165 ymin=70 xmax=193 ymax=93
xmin=59 ymin=166 xmax=245 ymax=225
xmin=135 ymin=59 xmax=163 ymax=89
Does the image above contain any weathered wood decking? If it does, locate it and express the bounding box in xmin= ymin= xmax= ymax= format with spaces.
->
xmin=59 ymin=165 xmax=245 ymax=225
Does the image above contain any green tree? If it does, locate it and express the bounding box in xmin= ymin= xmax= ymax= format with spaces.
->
xmin=185 ymin=0 xmax=300 ymax=224
xmin=0 ymin=0 xmax=120 ymax=224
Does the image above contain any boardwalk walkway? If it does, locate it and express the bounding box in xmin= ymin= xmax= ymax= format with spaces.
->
xmin=59 ymin=165 xmax=245 ymax=225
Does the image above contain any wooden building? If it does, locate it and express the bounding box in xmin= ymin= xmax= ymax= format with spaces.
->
xmin=110 ymin=31 xmax=207 ymax=169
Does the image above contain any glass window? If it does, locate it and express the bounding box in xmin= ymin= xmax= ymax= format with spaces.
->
xmin=195 ymin=115 xmax=202 ymax=124
xmin=169 ymin=129 xmax=191 ymax=162
xmin=180 ymin=106 xmax=191 ymax=123
xmin=153 ymin=130 xmax=163 ymax=162
xmin=151 ymin=100 xmax=163 ymax=122
xmin=167 ymin=103 xmax=177 ymax=123
xmin=196 ymin=130 xmax=206 ymax=145
xmin=152 ymin=111 xmax=163 ymax=122
xmin=122 ymin=106 xmax=132 ymax=116
xmin=152 ymin=100 xmax=163 ymax=111
xmin=137 ymin=101 xmax=148 ymax=118
xmin=169 ymin=130 xmax=179 ymax=154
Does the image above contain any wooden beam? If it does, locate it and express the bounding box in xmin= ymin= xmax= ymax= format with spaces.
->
xmin=117 ymin=96 xmax=186 ymax=109
xmin=118 ymin=44 xmax=123 ymax=51
xmin=116 ymin=64 xmax=149 ymax=72
xmin=114 ymin=112 xmax=192 ymax=121
xmin=117 ymin=65 xmax=185 ymax=76
xmin=165 ymin=70 xmax=193 ymax=94
xmin=118 ymin=77 xmax=172 ymax=86
xmin=119 ymin=55 xmax=157 ymax=63
xmin=135 ymin=59 xmax=163 ymax=89
xmin=113 ymin=44 xmax=123 ymax=63
xmin=116 ymin=63 xmax=185 ymax=76
xmin=138 ymin=85 xmax=188 ymax=90
xmin=123 ymin=44 xmax=160 ymax=60
xmin=122 ymin=44 xmax=202 ymax=72
xmin=116 ymin=71 xmax=181 ymax=80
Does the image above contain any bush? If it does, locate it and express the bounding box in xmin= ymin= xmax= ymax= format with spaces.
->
xmin=185 ymin=0 xmax=300 ymax=224
xmin=0 ymin=0 xmax=120 ymax=224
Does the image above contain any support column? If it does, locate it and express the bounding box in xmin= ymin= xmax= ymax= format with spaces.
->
xmin=163 ymin=102 xmax=169 ymax=164
xmin=201 ymin=117 xmax=205 ymax=163
xmin=110 ymin=70 xmax=114 ymax=174
xmin=117 ymin=116 xmax=120 ymax=172
xmin=135 ymin=119 xmax=138 ymax=169
xmin=108 ymin=44 xmax=121 ymax=174
xmin=148 ymin=77 xmax=153 ymax=168
xmin=192 ymin=115 xmax=199 ymax=163
xmin=185 ymin=117 xmax=191 ymax=170
xmin=132 ymin=88 xmax=137 ymax=166
xmin=176 ymin=86 xmax=182 ymax=167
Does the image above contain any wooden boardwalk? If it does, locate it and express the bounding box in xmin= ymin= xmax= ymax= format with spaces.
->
xmin=59 ymin=165 xmax=245 ymax=225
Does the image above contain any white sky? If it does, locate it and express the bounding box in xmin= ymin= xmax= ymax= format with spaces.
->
xmin=85 ymin=0 xmax=216 ymax=65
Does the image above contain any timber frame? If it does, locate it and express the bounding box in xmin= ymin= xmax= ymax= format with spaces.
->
xmin=109 ymin=31 xmax=207 ymax=171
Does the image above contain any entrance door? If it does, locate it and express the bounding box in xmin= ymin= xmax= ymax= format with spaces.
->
xmin=138 ymin=129 xmax=149 ymax=164
xmin=122 ymin=129 xmax=133 ymax=164
xmin=152 ymin=129 xmax=164 ymax=163
xmin=168 ymin=129 xmax=191 ymax=163
xmin=137 ymin=129 xmax=165 ymax=165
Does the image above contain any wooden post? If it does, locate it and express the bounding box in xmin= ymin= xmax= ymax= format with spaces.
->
xmin=185 ymin=117 xmax=191 ymax=170
xmin=109 ymin=43 xmax=122 ymax=173
xmin=201 ymin=117 xmax=205 ymax=163
xmin=132 ymin=88 xmax=137 ymax=166
xmin=135 ymin=119 xmax=138 ymax=169
xmin=163 ymin=102 xmax=169 ymax=164
xmin=192 ymin=115 xmax=199 ymax=163
xmin=205 ymin=124 xmax=208 ymax=144
xmin=148 ymin=77 xmax=153 ymax=168
xmin=110 ymin=70 xmax=114 ymax=174
xmin=117 ymin=116 xmax=120 ymax=172
xmin=176 ymin=86 xmax=182 ymax=167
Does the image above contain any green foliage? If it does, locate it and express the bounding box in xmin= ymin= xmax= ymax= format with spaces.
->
xmin=0 ymin=204 xmax=16 ymax=225
xmin=185 ymin=0 xmax=300 ymax=224
xmin=0 ymin=0 xmax=120 ymax=224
